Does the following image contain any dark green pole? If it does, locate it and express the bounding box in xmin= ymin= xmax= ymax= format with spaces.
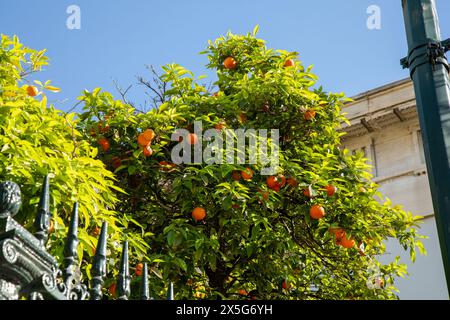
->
xmin=401 ymin=0 xmax=450 ymax=295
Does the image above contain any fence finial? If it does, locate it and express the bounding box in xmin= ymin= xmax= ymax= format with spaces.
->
xmin=34 ymin=175 xmax=51 ymax=246
xmin=167 ymin=281 xmax=174 ymax=300
xmin=117 ymin=241 xmax=130 ymax=300
xmin=90 ymin=221 xmax=108 ymax=300
xmin=63 ymin=202 xmax=79 ymax=291
xmin=0 ymin=181 xmax=22 ymax=219
xmin=140 ymin=262 xmax=150 ymax=300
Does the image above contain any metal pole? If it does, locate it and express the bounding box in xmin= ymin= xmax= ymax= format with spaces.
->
xmin=401 ymin=0 xmax=450 ymax=295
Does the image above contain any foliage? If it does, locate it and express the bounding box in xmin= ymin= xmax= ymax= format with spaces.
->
xmin=78 ymin=28 xmax=425 ymax=300
xmin=0 ymin=34 xmax=149 ymax=284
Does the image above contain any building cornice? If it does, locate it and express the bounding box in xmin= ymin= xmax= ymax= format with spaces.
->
xmin=340 ymin=78 xmax=417 ymax=139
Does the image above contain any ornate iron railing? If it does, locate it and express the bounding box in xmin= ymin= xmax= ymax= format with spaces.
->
xmin=0 ymin=176 xmax=172 ymax=300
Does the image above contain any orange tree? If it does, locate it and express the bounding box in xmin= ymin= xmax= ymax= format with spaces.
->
xmin=77 ymin=28 xmax=425 ymax=299
xmin=0 ymin=35 xmax=149 ymax=286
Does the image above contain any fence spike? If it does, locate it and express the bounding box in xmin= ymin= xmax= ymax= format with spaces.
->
xmin=167 ymin=281 xmax=174 ymax=300
xmin=140 ymin=263 xmax=150 ymax=300
xmin=34 ymin=175 xmax=51 ymax=247
xmin=117 ymin=241 xmax=130 ymax=300
xmin=63 ymin=202 xmax=80 ymax=291
xmin=90 ymin=221 xmax=108 ymax=300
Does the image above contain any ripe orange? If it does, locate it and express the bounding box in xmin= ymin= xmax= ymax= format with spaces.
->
xmin=98 ymin=138 xmax=110 ymax=152
xmin=241 ymin=168 xmax=253 ymax=180
xmin=303 ymin=186 xmax=313 ymax=198
xmin=187 ymin=133 xmax=199 ymax=145
xmin=325 ymin=184 xmax=337 ymax=197
xmin=266 ymin=176 xmax=279 ymax=189
xmin=135 ymin=263 xmax=144 ymax=276
xmin=213 ymin=92 xmax=220 ymax=97
xmin=238 ymin=289 xmax=248 ymax=296
xmin=224 ymin=56 xmax=237 ymax=70
xmin=310 ymin=205 xmax=325 ymax=220
xmin=137 ymin=129 xmax=155 ymax=147
xmin=304 ymin=109 xmax=316 ymax=121
xmin=26 ymin=85 xmax=38 ymax=97
xmin=340 ymin=235 xmax=355 ymax=248
xmin=287 ymin=177 xmax=298 ymax=188
xmin=284 ymin=59 xmax=295 ymax=67
xmin=329 ymin=227 xmax=346 ymax=241
xmin=143 ymin=145 xmax=153 ymax=157
xmin=192 ymin=207 xmax=206 ymax=221
xmin=111 ymin=157 xmax=122 ymax=169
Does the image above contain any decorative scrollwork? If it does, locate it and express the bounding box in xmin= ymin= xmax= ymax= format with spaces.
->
xmin=1 ymin=240 xmax=19 ymax=264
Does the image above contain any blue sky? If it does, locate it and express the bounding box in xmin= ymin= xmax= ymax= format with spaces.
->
xmin=1 ymin=0 xmax=450 ymax=112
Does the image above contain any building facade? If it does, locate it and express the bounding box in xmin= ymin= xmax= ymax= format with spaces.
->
xmin=341 ymin=79 xmax=449 ymax=299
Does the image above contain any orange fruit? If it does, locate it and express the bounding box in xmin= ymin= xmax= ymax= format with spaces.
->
xmin=143 ymin=145 xmax=153 ymax=157
xmin=135 ymin=263 xmax=144 ymax=276
xmin=284 ymin=59 xmax=295 ymax=67
xmin=26 ymin=85 xmax=38 ymax=97
xmin=266 ymin=176 xmax=279 ymax=189
xmin=325 ymin=185 xmax=337 ymax=197
xmin=304 ymin=109 xmax=316 ymax=121
xmin=137 ymin=129 xmax=155 ymax=146
xmin=98 ymin=138 xmax=110 ymax=152
xmin=224 ymin=56 xmax=237 ymax=70
xmin=111 ymin=157 xmax=122 ymax=169
xmin=192 ymin=207 xmax=206 ymax=221
xmin=340 ymin=235 xmax=355 ymax=248
xmin=187 ymin=133 xmax=199 ymax=145
xmin=287 ymin=177 xmax=298 ymax=188
xmin=310 ymin=205 xmax=325 ymax=220
xmin=303 ymin=186 xmax=313 ymax=198
xmin=329 ymin=227 xmax=346 ymax=241
xmin=232 ymin=171 xmax=241 ymax=181
xmin=238 ymin=289 xmax=248 ymax=296
xmin=241 ymin=168 xmax=253 ymax=180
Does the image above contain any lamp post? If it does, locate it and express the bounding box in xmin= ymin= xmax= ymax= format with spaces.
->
xmin=401 ymin=0 xmax=450 ymax=295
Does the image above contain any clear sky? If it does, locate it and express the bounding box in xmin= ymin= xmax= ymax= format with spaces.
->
xmin=1 ymin=0 xmax=450 ymax=112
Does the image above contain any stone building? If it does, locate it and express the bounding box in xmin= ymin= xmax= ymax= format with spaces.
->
xmin=341 ymin=78 xmax=448 ymax=299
